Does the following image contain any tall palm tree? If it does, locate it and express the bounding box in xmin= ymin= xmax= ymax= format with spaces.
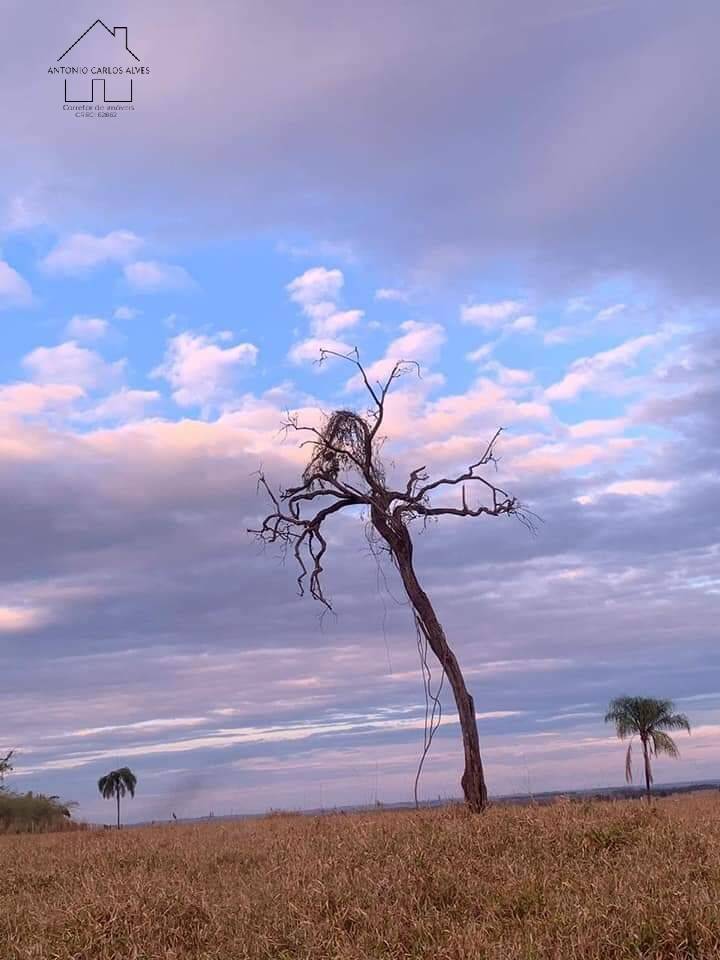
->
xmin=98 ymin=767 xmax=137 ymax=829
xmin=604 ymin=696 xmax=690 ymax=801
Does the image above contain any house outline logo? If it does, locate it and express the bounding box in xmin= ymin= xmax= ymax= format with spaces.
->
xmin=58 ymin=20 xmax=140 ymax=64
xmin=50 ymin=19 xmax=149 ymax=110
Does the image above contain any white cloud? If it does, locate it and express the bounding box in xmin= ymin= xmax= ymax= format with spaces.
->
xmin=567 ymin=417 xmax=628 ymax=439
xmin=388 ymin=320 xmax=445 ymax=361
xmin=4 ymin=195 xmax=46 ymax=232
xmin=22 ymin=341 xmax=124 ymax=390
xmin=65 ymin=315 xmax=108 ymax=341
xmin=460 ymin=300 xmax=523 ymax=328
xmin=42 ymin=230 xmax=142 ymax=274
xmin=483 ymin=361 xmax=534 ymax=386
xmin=576 ymin=478 xmax=676 ymax=504
xmin=153 ymin=332 xmax=258 ymax=408
xmin=114 ymin=306 xmax=140 ymax=320
xmin=543 ymin=325 xmax=577 ymax=345
xmin=545 ymin=303 xmax=627 ymax=345
xmin=59 ymin=716 xmax=209 ymax=739
xmin=345 ymin=320 xmax=446 ymax=387
xmin=0 ymin=260 xmax=32 ymax=307
xmin=545 ymin=332 xmax=668 ymax=401
xmin=375 ymin=288 xmax=410 ymax=302
xmin=287 ymin=266 xmax=366 ymax=357
xmin=287 ymin=267 xmax=344 ymax=306
xmin=596 ymin=304 xmax=626 ymax=323
xmin=288 ymin=337 xmax=353 ymax=365
xmin=466 ymin=343 xmax=495 ymax=363
xmin=76 ymin=388 xmax=161 ymax=424
xmin=510 ymin=314 xmax=536 ymax=332
xmin=566 ymin=297 xmax=592 ymax=313
xmin=0 ymin=382 xmax=84 ymax=418
xmin=604 ymin=479 xmax=675 ymax=497
xmin=124 ymin=260 xmax=194 ymax=292
xmin=310 ymin=307 xmax=364 ymax=337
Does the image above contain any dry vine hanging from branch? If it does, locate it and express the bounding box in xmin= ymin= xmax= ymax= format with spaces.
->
xmin=248 ymin=349 xmax=532 ymax=811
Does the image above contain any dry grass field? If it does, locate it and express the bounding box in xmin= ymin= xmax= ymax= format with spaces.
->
xmin=2 ymin=792 xmax=720 ymax=959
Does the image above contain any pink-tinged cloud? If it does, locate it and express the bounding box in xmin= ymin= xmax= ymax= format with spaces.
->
xmin=42 ymin=231 xmax=142 ymax=274
xmin=0 ymin=260 xmax=32 ymax=307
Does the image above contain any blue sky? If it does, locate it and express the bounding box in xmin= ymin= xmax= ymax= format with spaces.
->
xmin=1 ymin=0 xmax=719 ymax=823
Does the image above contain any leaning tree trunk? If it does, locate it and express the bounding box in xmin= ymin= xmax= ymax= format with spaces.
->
xmin=372 ymin=508 xmax=488 ymax=811
xmin=117 ymin=792 xmax=121 ymax=830
xmin=642 ymin=737 xmax=652 ymax=803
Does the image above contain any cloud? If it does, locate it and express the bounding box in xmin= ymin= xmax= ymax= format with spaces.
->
xmin=309 ymin=307 xmax=364 ymax=337
xmin=0 ymin=382 xmax=84 ymax=418
xmin=0 ymin=260 xmax=32 ymax=307
xmin=75 ymin=388 xmax=161 ymax=424
xmin=466 ymin=343 xmax=495 ymax=363
xmin=596 ymin=304 xmax=626 ymax=323
xmin=22 ymin=342 xmax=124 ymax=391
xmin=60 ymin=716 xmax=209 ymax=739
xmin=3 ymin=194 xmax=46 ymax=232
xmin=347 ymin=320 xmax=446 ymax=386
xmin=510 ymin=314 xmax=536 ymax=332
xmin=41 ymin=230 xmax=142 ymax=274
xmin=604 ymin=479 xmax=676 ymax=498
xmin=483 ymin=361 xmax=534 ymax=386
xmin=1 ymin=323 xmax=719 ymax=817
xmin=545 ymin=332 xmax=670 ymax=401
xmin=114 ymin=306 xmax=141 ymax=320
xmin=153 ymin=332 xmax=258 ymax=408
xmin=576 ymin=478 xmax=676 ymax=505
xmin=124 ymin=260 xmax=194 ymax=292
xmin=288 ymin=336 xmax=353 ymax=365
xmin=461 ymin=300 xmax=524 ymax=328
xmin=0 ymin=606 xmax=46 ymax=633
xmin=287 ymin=267 xmax=344 ymax=307
xmin=544 ymin=303 xmax=628 ymax=345
xmin=287 ymin=266 xmax=366 ymax=355
xmin=375 ymin=288 xmax=410 ymax=302
xmin=513 ymin=438 xmax=636 ymax=475
xmin=566 ymin=418 xmax=628 ymax=439
xmin=2 ymin=4 xmax=719 ymax=298
xmin=387 ymin=320 xmax=445 ymax=361
xmin=65 ymin=315 xmax=108 ymax=341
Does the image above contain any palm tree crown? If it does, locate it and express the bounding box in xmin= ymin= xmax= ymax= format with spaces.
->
xmin=604 ymin=696 xmax=690 ymax=796
xmin=98 ymin=767 xmax=137 ymax=828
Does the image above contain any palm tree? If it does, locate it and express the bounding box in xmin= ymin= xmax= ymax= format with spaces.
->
xmin=98 ymin=767 xmax=137 ymax=829
xmin=604 ymin=696 xmax=690 ymax=801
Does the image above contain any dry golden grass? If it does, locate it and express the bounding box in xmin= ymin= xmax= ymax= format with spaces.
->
xmin=3 ymin=792 xmax=720 ymax=959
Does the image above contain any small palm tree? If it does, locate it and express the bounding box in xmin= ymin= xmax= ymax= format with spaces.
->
xmin=604 ymin=696 xmax=690 ymax=801
xmin=98 ymin=767 xmax=137 ymax=829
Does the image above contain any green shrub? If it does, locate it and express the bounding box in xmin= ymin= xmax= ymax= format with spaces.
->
xmin=0 ymin=789 xmax=80 ymax=834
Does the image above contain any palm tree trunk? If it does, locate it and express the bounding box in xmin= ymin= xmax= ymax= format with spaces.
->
xmin=642 ymin=737 xmax=652 ymax=803
xmin=116 ymin=791 xmax=121 ymax=830
xmin=372 ymin=508 xmax=488 ymax=811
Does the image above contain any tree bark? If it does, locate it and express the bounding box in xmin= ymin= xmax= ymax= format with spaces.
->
xmin=372 ymin=507 xmax=488 ymax=811
xmin=642 ymin=737 xmax=652 ymax=803
xmin=117 ymin=791 xmax=121 ymax=830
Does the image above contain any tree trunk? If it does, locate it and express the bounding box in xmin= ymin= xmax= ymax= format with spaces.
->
xmin=371 ymin=508 xmax=488 ymax=811
xmin=642 ymin=737 xmax=652 ymax=803
xmin=117 ymin=791 xmax=121 ymax=830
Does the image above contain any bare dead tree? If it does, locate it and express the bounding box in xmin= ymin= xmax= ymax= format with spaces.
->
xmin=249 ymin=349 xmax=529 ymax=811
